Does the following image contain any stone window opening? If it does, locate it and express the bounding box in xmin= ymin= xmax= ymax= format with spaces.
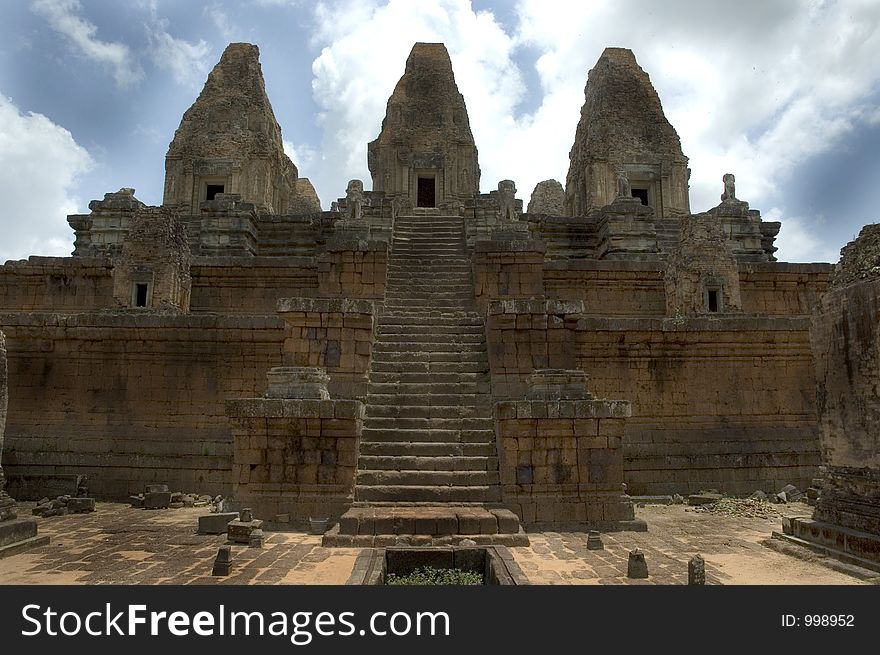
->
xmin=206 ymin=183 xmax=225 ymax=201
xmin=631 ymin=187 xmax=649 ymax=206
xmin=133 ymin=282 xmax=150 ymax=308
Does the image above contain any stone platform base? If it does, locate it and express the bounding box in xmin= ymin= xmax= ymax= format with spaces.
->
xmin=777 ymin=516 xmax=880 ymax=572
xmin=323 ymin=505 xmax=529 ymax=547
xmin=0 ymin=518 xmax=50 ymax=559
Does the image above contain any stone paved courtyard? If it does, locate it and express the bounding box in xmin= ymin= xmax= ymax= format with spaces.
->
xmin=0 ymin=502 xmax=870 ymax=585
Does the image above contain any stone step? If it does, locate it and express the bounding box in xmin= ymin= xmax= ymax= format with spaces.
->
xmin=369 ymin=361 xmax=488 ymax=374
xmin=357 ymin=455 xmax=496 ymax=471
xmin=378 ymin=317 xmax=483 ymax=327
xmin=365 ymin=404 xmax=492 ymax=420
xmin=385 ymin=294 xmax=474 ymax=305
xmin=379 ymin=312 xmax=481 ymax=321
xmin=366 ymin=392 xmax=490 ymax=407
xmin=356 ymin=469 xmax=499 ymax=486
xmin=372 ymin=348 xmax=486 ymax=361
xmin=377 ymin=326 xmax=485 ymax=336
xmin=382 ymin=301 xmax=475 ymax=310
xmin=360 ymin=427 xmax=495 ymax=443
xmin=362 ymin=416 xmax=494 ymax=431
xmin=374 ymin=330 xmax=483 ymax=341
xmin=332 ymin=506 xmax=523 ymax=542
xmin=368 ymin=382 xmax=489 ymax=395
xmin=354 ymin=484 xmax=502 ymax=503
xmin=359 ymin=441 xmax=496 ymax=457
xmin=369 ymin=371 xmax=486 ymax=384
xmin=373 ymin=342 xmax=485 ymax=354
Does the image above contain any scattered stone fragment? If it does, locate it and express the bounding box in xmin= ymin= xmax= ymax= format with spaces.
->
xmin=144 ymin=491 xmax=172 ymax=509
xmin=146 ymin=484 xmax=169 ymax=494
xmin=587 ymin=530 xmax=604 ymax=550
xmin=627 ymin=550 xmax=649 ymax=579
xmin=672 ymin=494 xmax=684 ymax=504
xmin=212 ymin=545 xmax=231 ymax=576
xmin=227 ymin=508 xmax=263 ymax=545
xmin=129 ymin=495 xmax=144 ymax=509
xmin=749 ymin=490 xmax=768 ymax=501
xmin=692 ymin=497 xmax=782 ymax=519
xmin=248 ymin=528 xmax=265 ymax=549
xmin=32 ymin=495 xmax=96 ymax=517
xmin=198 ymin=512 xmax=240 ymax=535
xmin=66 ymin=497 xmax=96 ymax=513
xmin=688 ymin=554 xmax=705 ymax=585
xmin=687 ymin=492 xmax=723 ymax=506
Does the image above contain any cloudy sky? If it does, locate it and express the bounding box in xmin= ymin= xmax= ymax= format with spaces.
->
xmin=1 ymin=0 xmax=879 ymax=263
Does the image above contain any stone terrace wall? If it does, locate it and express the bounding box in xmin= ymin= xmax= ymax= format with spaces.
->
xmin=486 ymin=302 xmax=821 ymax=495
xmin=0 ymin=313 xmax=284 ymax=499
xmin=543 ymin=260 xmax=829 ymax=318
xmin=190 ymin=257 xmax=318 ymax=313
xmin=739 ymin=263 xmax=830 ymax=315
xmin=0 ymin=258 xmax=113 ymax=312
xmin=544 ymin=261 xmax=665 ymax=316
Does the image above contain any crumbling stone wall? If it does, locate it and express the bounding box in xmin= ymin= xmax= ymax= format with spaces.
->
xmin=473 ymin=240 xmax=546 ymax=311
xmin=277 ymin=298 xmax=375 ymax=399
xmin=227 ymin=397 xmax=362 ymax=520
xmin=665 ymin=212 xmax=741 ymax=316
xmin=111 ymin=206 xmax=192 ymax=312
xmin=0 ymin=313 xmax=284 ymax=499
xmin=486 ymin=302 xmax=821 ymax=494
xmin=0 ymin=258 xmax=114 ymax=311
xmin=810 ymin=225 xmax=880 ymax=538
xmin=189 ymin=258 xmax=319 ymax=313
xmin=0 ymin=331 xmax=7 ymax=492
xmin=317 ymin=240 xmax=387 ymax=299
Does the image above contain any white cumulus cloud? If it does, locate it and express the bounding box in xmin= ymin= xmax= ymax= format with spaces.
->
xmin=0 ymin=95 xmax=93 ymax=263
xmin=31 ymin=0 xmax=144 ymax=88
xmin=303 ymin=0 xmax=880 ymax=262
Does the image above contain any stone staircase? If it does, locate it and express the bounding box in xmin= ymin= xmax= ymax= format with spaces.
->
xmin=325 ymin=208 xmax=526 ymax=546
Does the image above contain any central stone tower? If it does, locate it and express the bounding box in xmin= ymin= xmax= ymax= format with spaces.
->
xmin=367 ymin=42 xmax=481 ymax=209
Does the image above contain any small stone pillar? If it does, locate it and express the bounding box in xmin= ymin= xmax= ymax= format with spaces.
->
xmin=627 ymin=550 xmax=649 ymax=578
xmin=495 ymin=368 xmax=645 ymax=530
xmin=0 ymin=331 xmax=50 ymax=558
xmin=688 ymin=554 xmax=706 ymax=585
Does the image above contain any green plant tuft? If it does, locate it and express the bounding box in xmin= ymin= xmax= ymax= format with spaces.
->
xmin=385 ymin=566 xmax=483 ymax=586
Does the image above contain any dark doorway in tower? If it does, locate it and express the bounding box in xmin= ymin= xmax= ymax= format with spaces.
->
xmin=631 ymin=187 xmax=649 ymax=205
xmin=206 ymin=184 xmax=225 ymax=201
xmin=417 ymin=177 xmax=435 ymax=207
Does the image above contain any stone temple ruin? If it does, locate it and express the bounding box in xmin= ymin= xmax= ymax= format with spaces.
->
xmin=0 ymin=42 xmax=877 ymax=563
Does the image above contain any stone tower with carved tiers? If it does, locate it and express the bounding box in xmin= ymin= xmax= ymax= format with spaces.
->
xmin=368 ymin=42 xmax=481 ymax=209
xmin=564 ymin=47 xmax=690 ymax=218
xmin=163 ymin=43 xmax=301 ymax=215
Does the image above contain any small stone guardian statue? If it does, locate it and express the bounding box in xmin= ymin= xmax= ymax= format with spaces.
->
xmin=616 ymin=171 xmax=631 ymax=199
xmin=721 ymin=173 xmax=736 ymax=202
xmin=345 ymin=179 xmax=364 ymax=220
xmin=497 ymin=179 xmax=519 ymax=222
